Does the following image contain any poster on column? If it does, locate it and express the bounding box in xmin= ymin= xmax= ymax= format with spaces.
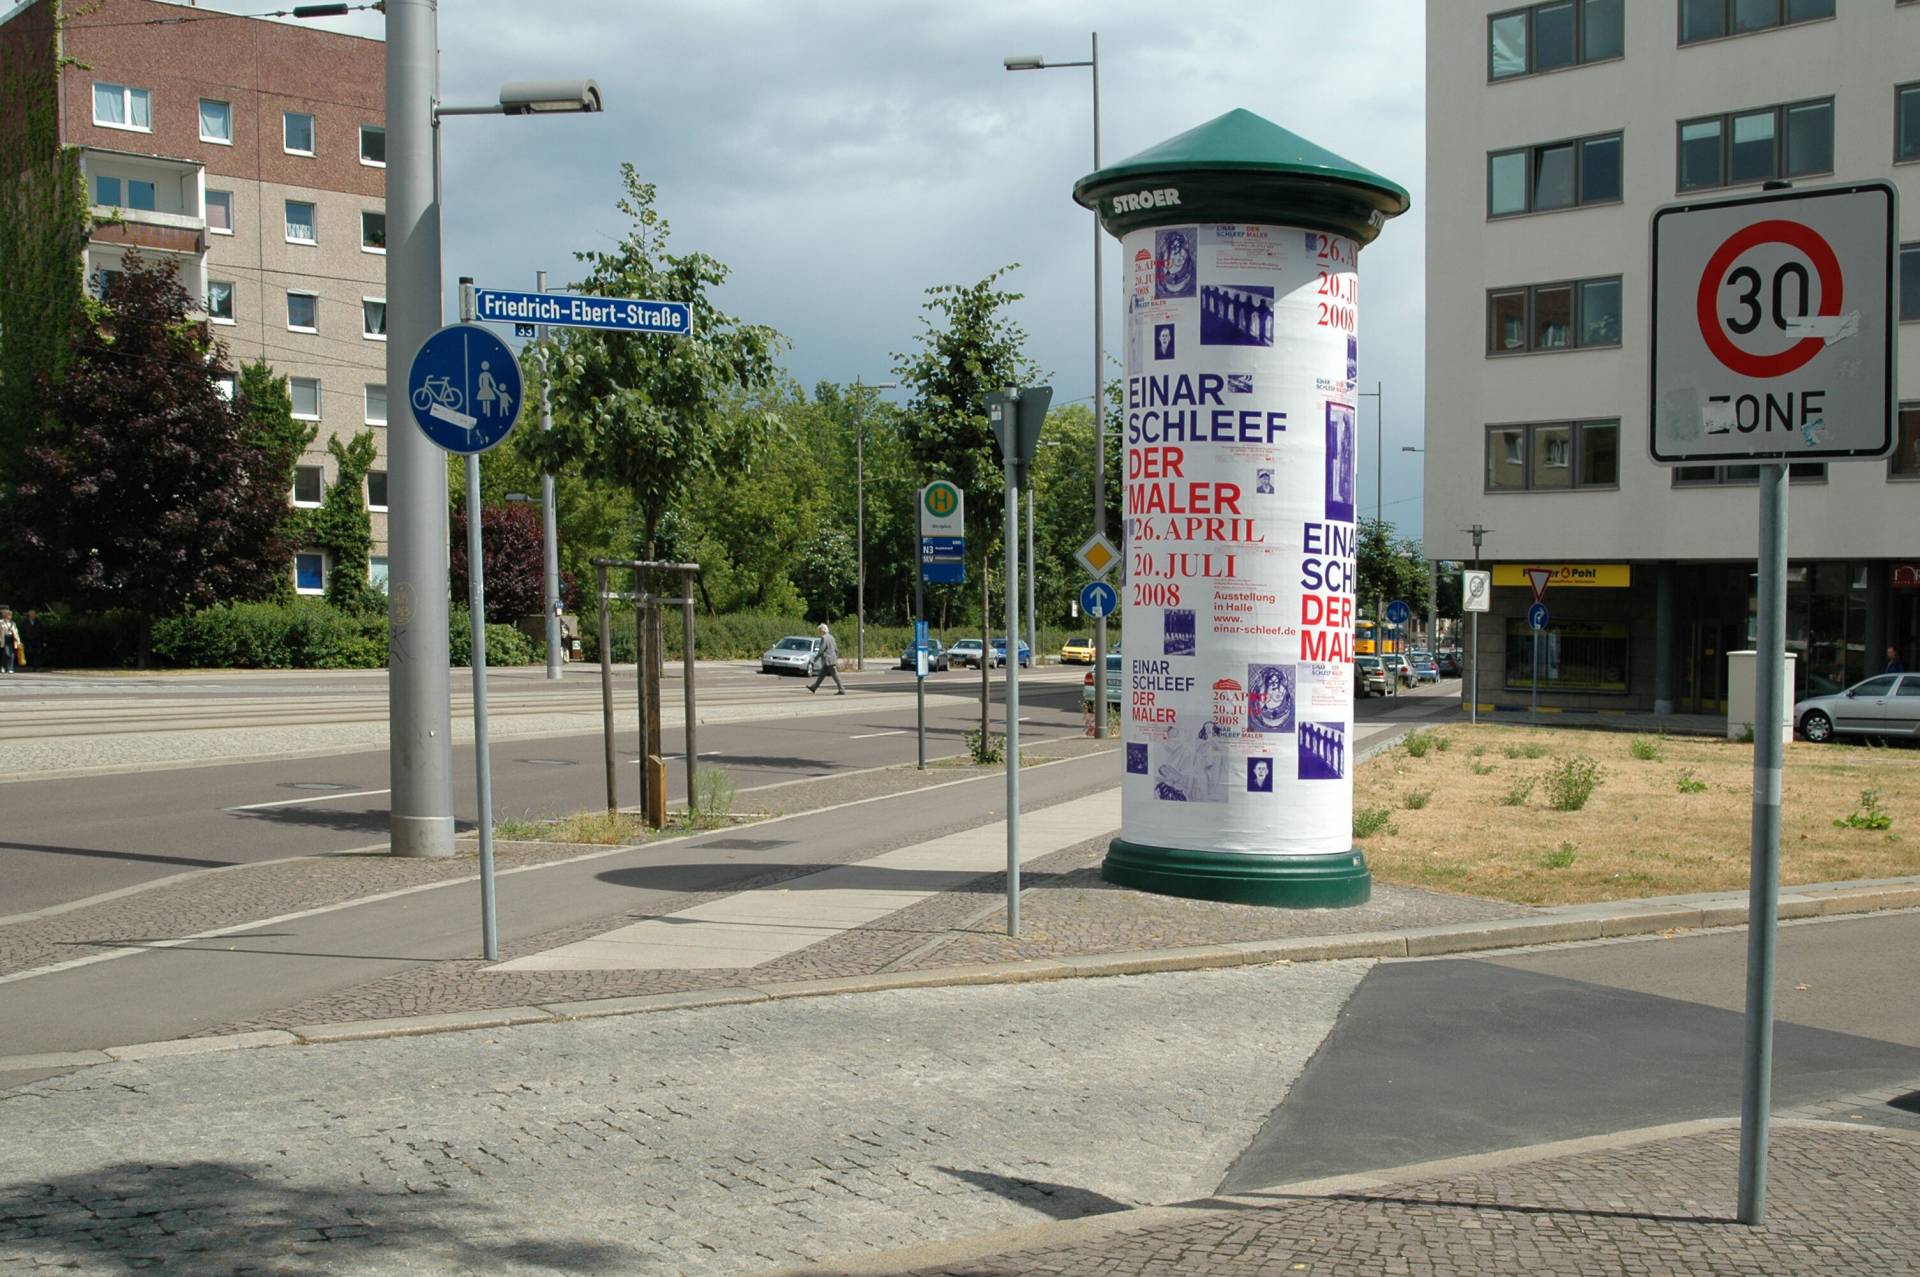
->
xmin=1121 ymin=222 xmax=1358 ymax=856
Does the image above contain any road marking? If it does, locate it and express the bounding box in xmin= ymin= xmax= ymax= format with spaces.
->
xmin=224 ymin=787 xmax=390 ymax=813
xmin=849 ymin=730 xmax=907 ymax=739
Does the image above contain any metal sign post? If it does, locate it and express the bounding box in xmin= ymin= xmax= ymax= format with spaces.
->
xmin=1462 ymin=562 xmax=1490 ymax=727
xmin=1649 ymin=180 xmax=1895 ymax=1225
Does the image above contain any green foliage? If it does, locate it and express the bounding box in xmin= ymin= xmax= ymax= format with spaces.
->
xmin=149 ymin=601 xmax=386 ymax=669
xmin=792 ymin=526 xmax=856 ymax=621
xmin=1544 ymin=755 xmax=1602 ymax=811
xmin=1675 ymin=767 xmax=1708 ymax=794
xmin=1357 ymin=516 xmax=1430 ymax=624
xmin=1736 ymin=722 xmax=1756 ymax=744
xmin=1540 ymin=843 xmax=1577 ymax=870
xmin=285 ymin=431 xmax=381 ymax=615
xmin=526 ymin=168 xmax=785 ymax=555
xmin=1469 ymin=760 xmax=1497 ymax=776
xmin=966 ymin=728 xmax=1005 ymax=765
xmin=1505 ymin=742 xmax=1548 ymax=759
xmin=1402 ymin=788 xmax=1432 ymax=810
xmin=1403 ymin=731 xmax=1435 ymax=758
xmin=1835 ymin=790 xmax=1892 ymax=832
xmin=689 ymin=768 xmax=737 ymax=829
xmin=1500 ymin=776 xmax=1537 ymax=807
xmin=1629 ymin=735 xmax=1665 ymax=762
xmin=1353 ymin=806 xmax=1395 ymax=839
xmin=449 ymin=607 xmax=535 ymax=667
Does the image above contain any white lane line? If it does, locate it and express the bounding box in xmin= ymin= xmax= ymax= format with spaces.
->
xmin=849 ymin=730 xmax=907 ymax=739
xmin=224 ymin=787 xmax=390 ymax=813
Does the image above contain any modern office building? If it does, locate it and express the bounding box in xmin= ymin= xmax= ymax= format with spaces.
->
xmin=1 ymin=0 xmax=388 ymax=596
xmin=1425 ymin=0 xmax=1919 ymax=713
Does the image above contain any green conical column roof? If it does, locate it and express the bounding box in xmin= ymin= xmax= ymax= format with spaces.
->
xmin=1073 ymin=108 xmax=1409 ymax=245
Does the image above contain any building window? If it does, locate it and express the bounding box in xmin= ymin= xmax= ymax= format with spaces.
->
xmin=293 ymin=466 xmax=324 ymax=507
xmin=1680 ymin=0 xmax=1834 ymax=44
xmin=92 ymin=83 xmax=151 ymax=131
xmin=294 ymin=551 xmax=327 ymax=595
xmin=1488 ymin=132 xmax=1622 ymax=216
xmin=92 ymin=176 xmax=155 ymax=211
xmin=1902 ymin=244 xmax=1920 ymax=322
xmin=1487 ymin=276 xmax=1621 ymax=353
xmin=284 ymin=111 xmax=315 ymax=155
xmin=206 ymin=189 xmax=233 ymax=235
xmin=361 ymin=210 xmax=386 ymax=252
xmin=1677 ymin=99 xmax=1832 ymax=191
xmin=365 ymin=383 xmax=388 ymax=425
xmin=360 ymin=124 xmax=385 ymax=166
xmin=207 ymin=280 xmax=235 ymax=323
xmin=1486 ymin=420 xmax=1619 ymax=491
xmin=285 ymin=200 xmax=316 ymax=243
xmin=1489 ymin=0 xmax=1622 ymax=80
xmin=1672 ymin=462 xmax=1828 ymax=485
xmin=93 ymin=268 xmax=125 ymax=299
xmin=1899 ymin=84 xmax=1920 ymax=163
xmin=367 ymin=469 xmax=389 ymax=510
xmin=290 ymin=377 xmax=320 ymax=420
xmin=1892 ymin=404 xmax=1920 ymax=479
xmin=214 ymin=375 xmax=236 ymax=402
xmin=1504 ymin=618 xmax=1629 ymax=693
xmin=287 ymin=291 xmax=318 ymax=332
xmin=198 ymin=99 xmax=232 ymax=144
xmin=369 ymin=555 xmax=390 ymax=593
xmin=362 ymin=298 xmax=386 ymax=339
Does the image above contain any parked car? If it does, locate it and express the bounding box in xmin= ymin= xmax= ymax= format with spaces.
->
xmin=1383 ymin=652 xmax=1416 ymax=688
xmin=1354 ymin=655 xmax=1388 ymax=698
xmin=1794 ymin=673 xmax=1920 ymax=743
xmin=1083 ymin=651 xmax=1123 ymax=707
xmin=898 ymin=637 xmax=948 ymax=672
xmin=1407 ymin=651 xmax=1441 ymax=684
xmin=1435 ymin=650 xmax=1463 ymax=679
xmin=1060 ymin=635 xmax=1096 ymax=664
xmin=949 ymin=637 xmax=988 ymax=669
xmin=990 ymin=638 xmax=1032 ymax=669
xmin=761 ymin=634 xmax=822 ymax=676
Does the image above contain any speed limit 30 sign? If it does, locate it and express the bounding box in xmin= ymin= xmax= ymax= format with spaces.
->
xmin=1650 ymin=181 xmax=1895 ymax=463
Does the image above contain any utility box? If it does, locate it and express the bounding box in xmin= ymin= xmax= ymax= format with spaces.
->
xmin=1726 ymin=650 xmax=1796 ymax=740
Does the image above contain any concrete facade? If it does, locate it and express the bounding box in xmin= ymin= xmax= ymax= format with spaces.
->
xmin=10 ymin=0 xmax=389 ymax=587
xmin=1426 ymin=2 xmax=1920 ymax=712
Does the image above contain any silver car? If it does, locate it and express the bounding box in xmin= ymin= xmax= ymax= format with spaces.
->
xmin=1794 ymin=672 xmax=1920 ymax=742
xmin=761 ymin=635 xmax=822 ymax=676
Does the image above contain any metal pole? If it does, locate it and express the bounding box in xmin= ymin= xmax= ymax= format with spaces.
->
xmin=915 ymin=510 xmax=927 ymax=769
xmin=1471 ymin=610 xmax=1480 ymax=726
xmin=856 ymin=404 xmax=865 ymax=673
xmin=1738 ymin=462 xmax=1789 ymax=1225
xmin=384 ymin=0 xmax=454 ymax=857
xmin=597 ymin=564 xmax=615 ymax=812
xmin=537 ymin=269 xmax=561 ymax=681
xmin=682 ymin=569 xmax=698 ymax=814
xmin=635 ymin=571 xmax=649 ymax=826
xmin=1004 ymin=434 xmax=1022 ymax=937
xmin=1531 ymin=629 xmax=1540 ymax=726
xmin=1026 ymin=487 xmax=1037 ymax=662
xmin=465 ymin=453 xmax=498 ymax=961
xmin=1089 ymin=30 xmax=1109 ymax=742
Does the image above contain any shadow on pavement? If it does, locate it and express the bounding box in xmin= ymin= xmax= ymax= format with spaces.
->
xmin=0 ymin=1159 xmax=643 ymax=1275
xmin=936 ymin=1166 xmax=1131 ymax=1220
xmin=595 ymin=862 xmax=1076 ymax=896
xmin=0 ymin=841 xmax=232 ymax=871
xmin=1243 ymin=1189 xmax=1731 ymax=1227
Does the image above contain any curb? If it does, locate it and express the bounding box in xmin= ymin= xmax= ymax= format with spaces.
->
xmin=4 ymin=880 xmax=1916 ymax=1081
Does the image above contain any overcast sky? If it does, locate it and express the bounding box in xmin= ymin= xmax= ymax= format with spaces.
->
xmin=265 ymin=0 xmax=1430 ymax=535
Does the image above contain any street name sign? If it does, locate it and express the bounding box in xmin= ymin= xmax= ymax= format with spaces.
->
xmin=473 ymin=287 xmax=693 ymax=337
xmin=408 ymin=323 xmax=523 ymax=454
xmin=1650 ymin=181 xmax=1894 ymax=463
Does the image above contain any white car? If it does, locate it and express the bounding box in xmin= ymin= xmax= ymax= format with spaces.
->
xmin=1794 ymin=672 xmax=1920 ymax=742
xmin=761 ymin=635 xmax=822 ymax=676
xmin=948 ymin=638 xmax=988 ymax=669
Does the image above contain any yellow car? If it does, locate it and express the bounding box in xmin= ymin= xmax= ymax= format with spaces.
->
xmin=1060 ymin=635 xmax=1096 ymax=664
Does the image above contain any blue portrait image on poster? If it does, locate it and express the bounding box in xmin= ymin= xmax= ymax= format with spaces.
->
xmin=1154 ymin=324 xmax=1176 ymax=361
xmin=1245 ymin=663 xmax=1295 ymax=735
xmin=1154 ymin=228 xmax=1197 ymax=299
xmin=1163 ymin=608 xmax=1195 ymax=657
xmin=1325 ymin=402 xmax=1356 ymax=523
xmin=1126 ymin=742 xmax=1149 ymax=775
xmin=1299 ymin=721 xmax=1346 ymax=780
xmin=1246 ymin=757 xmax=1274 ymax=793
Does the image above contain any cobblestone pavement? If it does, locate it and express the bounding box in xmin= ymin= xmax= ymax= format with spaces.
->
xmin=0 ymin=962 xmax=1369 ymax=1276
xmin=886 ymin=1118 xmax=1920 ymax=1276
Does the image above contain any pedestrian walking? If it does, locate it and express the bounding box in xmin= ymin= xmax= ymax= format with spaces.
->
xmin=0 ymin=609 xmax=19 ymax=674
xmin=808 ymin=622 xmax=845 ymax=695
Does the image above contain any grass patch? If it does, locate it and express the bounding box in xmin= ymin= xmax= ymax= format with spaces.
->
xmin=1403 ymin=731 xmax=1436 ymax=758
xmin=544 ymin=809 xmax=649 ymax=844
xmin=1541 ymin=842 xmax=1577 ymax=869
xmin=1355 ymin=724 xmax=1920 ymax=905
xmin=1543 ymin=755 xmax=1602 ymax=811
xmin=1629 ymin=735 xmax=1665 ymax=762
xmin=1403 ymin=788 xmax=1432 ymax=810
xmin=1353 ymin=806 xmax=1395 ymax=839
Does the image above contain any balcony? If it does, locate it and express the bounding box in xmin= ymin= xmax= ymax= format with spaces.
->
xmin=82 ymin=147 xmax=206 ymax=255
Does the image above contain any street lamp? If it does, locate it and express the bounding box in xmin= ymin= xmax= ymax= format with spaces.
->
xmin=1358 ymin=382 xmax=1390 ymax=691
xmin=1403 ymin=444 xmax=1432 ymax=645
xmin=852 ymin=378 xmax=897 ymax=672
xmin=1005 ymin=33 xmax=1108 ymax=734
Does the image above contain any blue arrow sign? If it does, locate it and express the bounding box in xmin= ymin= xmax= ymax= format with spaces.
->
xmin=1386 ymin=598 xmax=1411 ymax=626
xmin=1080 ymin=580 xmax=1119 ymax=621
xmin=473 ymin=288 xmax=692 ymax=336
xmin=1528 ymin=601 xmax=1549 ymax=631
xmin=408 ymin=323 xmax=523 ymax=455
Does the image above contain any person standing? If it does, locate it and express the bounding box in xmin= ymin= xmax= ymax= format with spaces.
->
xmin=0 ymin=609 xmax=18 ymax=674
xmin=19 ymin=610 xmax=43 ymax=668
xmin=809 ymin=622 xmax=845 ymax=695
xmin=1886 ymin=647 xmax=1907 ymax=674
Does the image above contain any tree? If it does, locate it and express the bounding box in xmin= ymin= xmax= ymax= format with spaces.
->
xmin=231 ymin=360 xmax=315 ymax=601
xmin=1357 ymin=517 xmax=1431 ymax=622
xmin=449 ymin=502 xmax=568 ymax=623
xmin=290 ymin=431 xmax=381 ymax=615
xmin=1 ymin=252 xmax=295 ymax=654
xmin=526 ymin=168 xmax=785 ymax=558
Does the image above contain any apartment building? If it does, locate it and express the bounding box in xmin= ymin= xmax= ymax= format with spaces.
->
xmin=1426 ymin=0 xmax=1920 ymax=713
xmin=2 ymin=0 xmax=388 ymax=596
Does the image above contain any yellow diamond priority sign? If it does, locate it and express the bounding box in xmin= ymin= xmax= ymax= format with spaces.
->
xmin=1076 ymin=532 xmax=1120 ymax=578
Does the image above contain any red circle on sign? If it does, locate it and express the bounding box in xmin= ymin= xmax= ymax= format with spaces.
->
xmin=1695 ymin=219 xmax=1842 ymax=379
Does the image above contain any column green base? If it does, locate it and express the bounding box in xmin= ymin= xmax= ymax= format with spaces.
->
xmin=1102 ymin=839 xmax=1371 ymax=908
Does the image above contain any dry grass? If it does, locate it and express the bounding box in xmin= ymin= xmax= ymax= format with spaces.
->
xmin=493 ymin=809 xmax=650 ymax=846
xmin=1357 ymin=724 xmax=1919 ymax=905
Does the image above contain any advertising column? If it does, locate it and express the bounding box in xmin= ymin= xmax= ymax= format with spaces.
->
xmin=1074 ymin=109 xmax=1407 ymax=906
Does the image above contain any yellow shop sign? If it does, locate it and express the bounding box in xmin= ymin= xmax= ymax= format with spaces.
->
xmin=1492 ymin=564 xmax=1631 ymax=589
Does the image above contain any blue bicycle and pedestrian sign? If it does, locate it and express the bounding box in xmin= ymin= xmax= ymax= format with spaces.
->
xmin=1385 ymin=598 xmax=1411 ymax=626
xmin=408 ymin=323 xmax=524 ymax=454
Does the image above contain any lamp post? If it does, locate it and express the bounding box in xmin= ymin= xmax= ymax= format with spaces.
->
xmin=1402 ymin=444 xmax=1434 ymax=648
xmin=1359 ymin=382 xmax=1388 ymax=693
xmin=536 ymin=268 xmax=561 ymax=680
xmin=852 ymin=378 xmax=897 ymax=672
xmin=1005 ymin=33 xmax=1106 ymax=734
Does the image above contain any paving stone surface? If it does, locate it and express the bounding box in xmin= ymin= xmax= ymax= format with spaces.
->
xmin=0 ymin=962 xmax=1369 ymax=1276
xmin=894 ymin=1120 xmax=1920 ymax=1276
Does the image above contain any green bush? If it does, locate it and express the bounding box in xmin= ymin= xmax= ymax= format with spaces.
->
xmin=1403 ymin=788 xmax=1432 ymax=810
xmin=150 ymin=601 xmax=385 ymax=669
xmin=1403 ymin=731 xmax=1434 ymax=758
xmin=1505 ymin=742 xmax=1548 ymax=760
xmin=1675 ymin=767 xmax=1708 ymax=794
xmin=450 ymin=607 xmax=535 ymax=666
xmin=1540 ymin=842 xmax=1577 ymax=869
xmin=1353 ymin=806 xmax=1395 ymax=838
xmin=1544 ymin=755 xmax=1602 ymax=811
xmin=31 ymin=610 xmax=145 ymax=668
xmin=1500 ymin=776 xmax=1537 ymax=807
xmin=1629 ymin=735 xmax=1665 ymax=762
